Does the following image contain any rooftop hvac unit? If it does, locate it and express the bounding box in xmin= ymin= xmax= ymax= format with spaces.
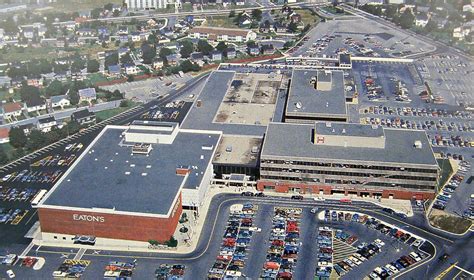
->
xmin=295 ymin=102 xmax=302 ymax=109
xmin=414 ymin=140 xmax=422 ymax=149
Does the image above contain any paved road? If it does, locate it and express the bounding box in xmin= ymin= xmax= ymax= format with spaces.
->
xmin=0 ymin=100 xmax=122 ymax=129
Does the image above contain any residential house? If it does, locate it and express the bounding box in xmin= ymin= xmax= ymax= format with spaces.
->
xmin=0 ymin=102 xmax=23 ymax=118
xmin=0 ymin=76 xmax=11 ymax=88
xmin=0 ymin=128 xmax=9 ymax=144
xmin=290 ymin=13 xmax=302 ymax=23
xmin=152 ymin=59 xmax=164 ymax=70
xmin=17 ymin=123 xmax=34 ymax=136
xmin=247 ymin=44 xmax=260 ymax=56
xmin=97 ymin=26 xmax=110 ymax=36
xmin=27 ymin=76 xmax=43 ymax=88
xmin=131 ymin=32 xmax=141 ymax=42
xmin=71 ymin=109 xmax=96 ymax=125
xmin=165 ymin=54 xmax=179 ymax=66
xmin=25 ymin=95 xmax=46 ymax=113
xmin=118 ymin=47 xmax=130 ymax=58
xmin=118 ymin=26 xmax=129 ymax=35
xmin=41 ymin=38 xmax=58 ymax=47
xmin=415 ymin=13 xmax=429 ymax=28
xmin=261 ymin=44 xmax=275 ymax=55
xmin=108 ymin=65 xmax=122 ymax=77
xmin=37 ymin=116 xmax=57 ymax=133
xmin=225 ymin=48 xmax=236 ymax=59
xmin=53 ymin=21 xmax=76 ymax=31
xmin=78 ymin=88 xmax=97 ymax=103
xmin=463 ymin=4 xmax=473 ymax=13
xmin=22 ymin=27 xmax=34 ymax=39
xmin=50 ymin=95 xmax=70 ymax=109
xmin=76 ymin=28 xmax=95 ymax=36
xmin=453 ymin=22 xmax=473 ymax=41
xmin=124 ymin=64 xmax=138 ymax=75
xmin=210 ymin=51 xmax=222 ymax=61
xmin=189 ymin=26 xmax=257 ymax=43
xmin=37 ymin=26 xmax=47 ymax=38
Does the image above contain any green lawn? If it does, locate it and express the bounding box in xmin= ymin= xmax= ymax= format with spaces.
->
xmin=95 ymin=101 xmax=138 ymax=121
xmin=0 ymin=143 xmax=16 ymax=161
xmin=429 ymin=210 xmax=472 ymax=234
xmin=204 ymin=15 xmax=239 ymax=28
xmin=295 ymin=8 xmax=320 ymax=25
xmin=48 ymin=0 xmax=122 ymax=12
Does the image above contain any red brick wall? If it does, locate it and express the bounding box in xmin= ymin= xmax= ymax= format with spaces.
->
xmin=257 ymin=180 xmax=435 ymax=200
xmin=38 ymin=195 xmax=182 ymax=242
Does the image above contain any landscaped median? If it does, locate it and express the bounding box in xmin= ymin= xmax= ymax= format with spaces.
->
xmin=428 ymin=209 xmax=472 ymax=235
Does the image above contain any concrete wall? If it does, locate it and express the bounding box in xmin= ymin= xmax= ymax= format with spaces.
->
xmin=256 ymin=180 xmax=435 ymax=200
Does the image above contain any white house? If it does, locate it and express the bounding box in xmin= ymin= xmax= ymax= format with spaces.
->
xmin=125 ymin=64 xmax=138 ymax=75
xmin=50 ymin=95 xmax=70 ymax=109
xmin=415 ymin=13 xmax=429 ymax=28
xmin=0 ymin=102 xmax=23 ymax=118
xmin=453 ymin=22 xmax=473 ymax=40
xmin=25 ymin=96 xmax=46 ymax=113
xmin=37 ymin=116 xmax=57 ymax=133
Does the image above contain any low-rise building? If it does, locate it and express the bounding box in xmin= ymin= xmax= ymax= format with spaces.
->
xmin=124 ymin=64 xmax=138 ymax=75
xmin=37 ymin=116 xmax=57 ymax=132
xmin=225 ymin=47 xmax=236 ymax=59
xmin=210 ymin=51 xmax=222 ymax=61
xmin=1 ymin=102 xmax=23 ymax=118
xmin=0 ymin=127 xmax=9 ymax=144
xmin=189 ymin=26 xmax=257 ymax=43
xmin=71 ymin=109 xmax=96 ymax=125
xmin=50 ymin=95 xmax=70 ymax=109
xmin=25 ymin=96 xmax=46 ymax=113
xmin=78 ymin=88 xmax=97 ymax=103
xmin=258 ymin=122 xmax=439 ymax=200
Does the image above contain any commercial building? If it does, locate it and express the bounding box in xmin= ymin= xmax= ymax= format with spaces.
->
xmin=284 ymin=70 xmax=348 ymax=124
xmin=258 ymin=122 xmax=439 ymax=200
xmin=37 ymin=121 xmax=221 ymax=242
xmin=189 ymin=27 xmax=257 ymax=43
xmin=125 ymin=0 xmax=170 ymax=9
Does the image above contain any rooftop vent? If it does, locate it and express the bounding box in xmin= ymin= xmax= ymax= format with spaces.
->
xmin=226 ymin=146 xmax=232 ymax=152
xmin=125 ymin=171 xmax=130 ymax=175
xmin=295 ymin=102 xmax=302 ymax=109
xmin=141 ymin=173 xmax=147 ymax=176
xmin=146 ymin=165 xmax=151 ymax=169
xmin=130 ymin=164 xmax=135 ymax=167
xmin=342 ymin=129 xmax=346 ymax=134
xmin=200 ymin=155 xmax=204 ymax=160
xmin=414 ymin=140 xmax=422 ymax=149
xmin=326 ymin=122 xmax=332 ymax=128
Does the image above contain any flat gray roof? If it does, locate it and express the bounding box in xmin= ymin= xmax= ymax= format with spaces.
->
xmin=286 ymin=70 xmax=347 ymax=117
xmin=42 ymin=126 xmax=220 ymax=215
xmin=181 ymin=70 xmax=276 ymax=136
xmin=262 ymin=122 xmax=437 ymax=166
xmin=315 ymin=122 xmax=384 ymax=138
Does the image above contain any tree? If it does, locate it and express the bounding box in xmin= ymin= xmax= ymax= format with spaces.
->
xmin=26 ymin=130 xmax=48 ymax=152
xmin=399 ymin=8 xmax=415 ymax=29
xmin=180 ymin=40 xmax=194 ymax=58
xmin=384 ymin=5 xmax=398 ymax=19
xmin=283 ymin=40 xmax=294 ymax=49
xmin=251 ymin=9 xmax=263 ymax=21
xmin=8 ymin=127 xmax=27 ymax=148
xmin=105 ymin=52 xmax=119 ymax=68
xmin=141 ymin=43 xmax=156 ymax=64
xmin=120 ymin=100 xmax=129 ymax=107
xmin=87 ymin=59 xmax=100 ymax=73
xmin=68 ymin=90 xmax=80 ymax=105
xmin=113 ymin=9 xmax=121 ymax=17
xmin=91 ymin=8 xmax=102 ymax=19
xmin=159 ymin=47 xmax=173 ymax=61
xmin=127 ymin=75 xmax=134 ymax=82
xmin=197 ymin=39 xmax=214 ymax=55
xmin=46 ymin=80 xmax=64 ymax=97
xmin=215 ymin=41 xmax=228 ymax=52
xmin=229 ymin=10 xmax=236 ymax=17
xmin=120 ymin=53 xmax=133 ymax=65
xmin=287 ymin=21 xmax=298 ymax=33
xmin=0 ymin=146 xmax=8 ymax=165
xmin=147 ymin=33 xmax=158 ymax=45
xmin=19 ymin=86 xmax=41 ymax=102
xmin=71 ymin=57 xmax=86 ymax=73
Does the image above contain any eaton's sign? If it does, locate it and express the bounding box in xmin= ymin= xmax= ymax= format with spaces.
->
xmin=73 ymin=214 xmax=105 ymax=223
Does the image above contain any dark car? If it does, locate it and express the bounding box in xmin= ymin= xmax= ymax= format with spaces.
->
xmin=255 ymin=192 xmax=265 ymax=197
xmin=382 ymin=208 xmax=395 ymax=214
xmin=241 ymin=192 xmax=254 ymax=196
xmin=291 ymin=195 xmax=303 ymax=200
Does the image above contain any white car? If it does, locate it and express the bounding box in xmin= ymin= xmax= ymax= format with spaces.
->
xmin=6 ymin=270 xmax=15 ymax=278
xmin=416 ymin=200 xmax=423 ymax=207
xmin=409 ymin=252 xmax=422 ymax=262
xmin=386 ymin=264 xmax=398 ymax=274
xmin=369 ymin=272 xmax=381 ymax=280
xmin=313 ymin=196 xmax=325 ymax=201
xmin=374 ymin=239 xmax=385 ymax=248
xmin=310 ymin=207 xmax=319 ymax=214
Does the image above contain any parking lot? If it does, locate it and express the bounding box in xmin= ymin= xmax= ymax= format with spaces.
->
xmin=139 ymin=100 xmax=192 ymax=124
xmin=100 ymin=73 xmax=194 ymax=103
xmin=417 ymin=54 xmax=474 ymax=107
xmin=292 ymin=18 xmax=435 ymax=58
xmin=0 ymin=197 xmax=440 ymax=280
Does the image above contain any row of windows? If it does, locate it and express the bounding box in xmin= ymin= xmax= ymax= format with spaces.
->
xmin=261 ymin=167 xmax=437 ymax=182
xmin=261 ymin=159 xmax=438 ymax=174
xmin=261 ymin=175 xmax=436 ymax=190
